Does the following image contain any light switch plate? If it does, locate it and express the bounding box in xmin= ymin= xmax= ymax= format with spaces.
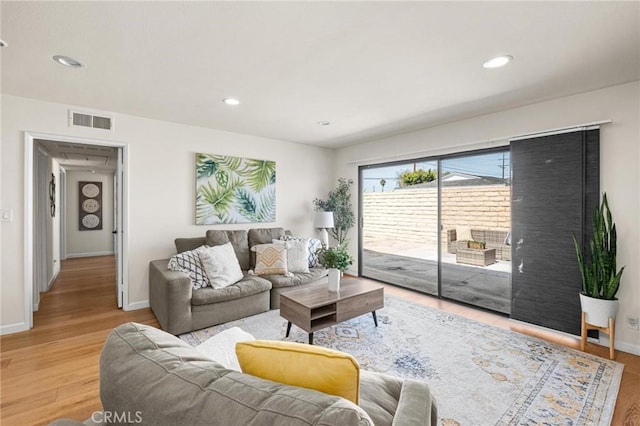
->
xmin=0 ymin=208 xmax=13 ymax=222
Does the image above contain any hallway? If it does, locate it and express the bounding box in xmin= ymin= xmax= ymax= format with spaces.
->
xmin=0 ymin=256 xmax=158 ymax=425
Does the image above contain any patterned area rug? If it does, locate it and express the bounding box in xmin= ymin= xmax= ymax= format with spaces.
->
xmin=180 ymin=295 xmax=623 ymax=426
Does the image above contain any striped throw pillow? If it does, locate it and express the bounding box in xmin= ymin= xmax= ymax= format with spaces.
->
xmin=167 ymin=246 xmax=210 ymax=289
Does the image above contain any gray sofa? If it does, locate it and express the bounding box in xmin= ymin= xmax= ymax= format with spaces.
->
xmin=149 ymin=227 xmax=328 ymax=335
xmin=50 ymin=322 xmax=437 ymax=426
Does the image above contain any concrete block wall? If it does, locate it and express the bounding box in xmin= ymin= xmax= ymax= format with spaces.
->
xmin=363 ymin=185 xmax=511 ymax=246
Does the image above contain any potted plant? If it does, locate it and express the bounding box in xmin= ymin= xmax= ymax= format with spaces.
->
xmin=468 ymin=240 xmax=486 ymax=250
xmin=313 ymin=178 xmax=355 ymax=245
xmin=572 ymin=193 xmax=625 ymax=328
xmin=317 ymin=243 xmax=353 ymax=292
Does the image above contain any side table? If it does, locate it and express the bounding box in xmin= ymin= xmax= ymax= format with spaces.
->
xmin=456 ymin=248 xmax=496 ymax=266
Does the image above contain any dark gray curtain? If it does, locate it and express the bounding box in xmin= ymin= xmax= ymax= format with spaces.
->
xmin=510 ymin=129 xmax=599 ymax=335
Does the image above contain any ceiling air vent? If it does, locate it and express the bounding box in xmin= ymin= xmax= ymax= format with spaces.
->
xmin=69 ymin=110 xmax=113 ymax=131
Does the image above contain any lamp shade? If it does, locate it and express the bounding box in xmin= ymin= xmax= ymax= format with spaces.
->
xmin=313 ymin=211 xmax=334 ymax=229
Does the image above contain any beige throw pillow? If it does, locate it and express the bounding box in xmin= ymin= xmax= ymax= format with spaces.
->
xmin=251 ymin=243 xmax=289 ymax=276
xmin=456 ymin=225 xmax=473 ymax=241
xmin=199 ymin=242 xmax=244 ymax=289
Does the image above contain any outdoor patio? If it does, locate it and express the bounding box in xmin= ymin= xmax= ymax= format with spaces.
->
xmin=362 ymin=239 xmax=511 ymax=314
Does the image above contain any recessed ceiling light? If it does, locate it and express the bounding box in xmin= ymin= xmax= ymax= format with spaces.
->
xmin=223 ymin=98 xmax=241 ymax=106
xmin=318 ymin=121 xmax=331 ymax=126
xmin=53 ymin=55 xmax=84 ymax=68
xmin=0 ymin=40 xmax=7 ymax=48
xmin=483 ymin=55 xmax=513 ymax=69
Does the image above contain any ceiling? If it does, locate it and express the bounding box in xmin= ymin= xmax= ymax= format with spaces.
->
xmin=36 ymin=139 xmax=117 ymax=173
xmin=2 ymin=2 xmax=639 ymax=148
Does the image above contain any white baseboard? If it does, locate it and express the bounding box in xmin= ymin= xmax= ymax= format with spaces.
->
xmin=0 ymin=321 xmax=29 ymax=335
xmin=125 ymin=300 xmax=150 ymax=311
xmin=597 ymin=335 xmax=640 ymax=356
xmin=33 ymin=302 xmax=39 ymax=312
xmin=510 ymin=318 xmax=640 ymax=356
xmin=46 ymin=271 xmax=58 ymax=291
xmin=66 ymin=251 xmax=115 ymax=258
xmin=510 ymin=318 xmax=579 ymax=340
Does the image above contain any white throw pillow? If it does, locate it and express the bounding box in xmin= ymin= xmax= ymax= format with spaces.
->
xmin=456 ymin=225 xmax=473 ymax=241
xmin=167 ymin=246 xmax=210 ymax=289
xmin=194 ymin=327 xmax=255 ymax=371
xmin=272 ymin=238 xmax=310 ymax=273
xmin=280 ymin=235 xmax=322 ymax=267
xmin=199 ymin=243 xmax=244 ymax=289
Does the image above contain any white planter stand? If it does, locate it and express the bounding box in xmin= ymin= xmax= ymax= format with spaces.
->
xmin=579 ymin=293 xmax=618 ymax=359
xmin=328 ymin=269 xmax=341 ymax=292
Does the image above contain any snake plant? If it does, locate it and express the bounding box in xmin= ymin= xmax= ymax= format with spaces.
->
xmin=572 ymin=193 xmax=625 ymax=300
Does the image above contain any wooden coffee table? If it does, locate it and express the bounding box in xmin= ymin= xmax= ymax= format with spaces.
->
xmin=279 ymin=278 xmax=384 ymax=344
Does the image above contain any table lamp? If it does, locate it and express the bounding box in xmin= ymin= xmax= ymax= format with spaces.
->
xmin=313 ymin=211 xmax=334 ymax=248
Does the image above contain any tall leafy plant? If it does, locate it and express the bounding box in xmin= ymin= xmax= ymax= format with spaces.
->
xmin=572 ymin=193 xmax=625 ymax=300
xmin=314 ymin=178 xmax=355 ymax=245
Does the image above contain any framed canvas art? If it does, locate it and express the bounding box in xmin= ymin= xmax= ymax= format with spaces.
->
xmin=79 ymin=181 xmax=103 ymax=230
xmin=195 ymin=153 xmax=276 ymax=224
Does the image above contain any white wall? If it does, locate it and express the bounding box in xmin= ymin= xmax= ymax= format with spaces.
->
xmin=1 ymin=94 xmax=335 ymax=332
xmin=335 ymin=81 xmax=640 ymax=354
xmin=65 ymin=170 xmax=114 ymax=257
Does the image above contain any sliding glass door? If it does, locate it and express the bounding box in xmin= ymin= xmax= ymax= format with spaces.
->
xmin=360 ymin=160 xmax=438 ymax=296
xmin=359 ymin=148 xmax=511 ymax=314
xmin=440 ymin=151 xmax=511 ymax=314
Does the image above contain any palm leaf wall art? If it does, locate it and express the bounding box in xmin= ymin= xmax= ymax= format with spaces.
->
xmin=195 ymin=153 xmax=276 ymax=224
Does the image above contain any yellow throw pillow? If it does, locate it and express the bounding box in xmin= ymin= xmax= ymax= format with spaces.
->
xmin=235 ymin=340 xmax=360 ymax=404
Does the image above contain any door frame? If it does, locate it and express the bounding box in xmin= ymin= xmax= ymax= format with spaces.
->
xmin=59 ymin=168 xmax=67 ymax=261
xmin=34 ymin=146 xmax=50 ymax=310
xmin=24 ymin=131 xmax=130 ymax=329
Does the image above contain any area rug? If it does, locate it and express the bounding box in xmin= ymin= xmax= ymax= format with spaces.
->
xmin=180 ymin=295 xmax=623 ymax=426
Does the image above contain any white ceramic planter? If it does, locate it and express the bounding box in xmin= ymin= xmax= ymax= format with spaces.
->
xmin=579 ymin=293 xmax=618 ymax=328
xmin=328 ymin=269 xmax=341 ymax=292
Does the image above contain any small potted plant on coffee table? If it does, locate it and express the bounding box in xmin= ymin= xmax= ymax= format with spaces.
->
xmin=317 ymin=243 xmax=353 ymax=292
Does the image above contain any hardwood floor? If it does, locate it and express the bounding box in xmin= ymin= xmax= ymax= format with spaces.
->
xmin=1 ymin=258 xmax=638 ymax=425
xmin=0 ymin=256 xmax=159 ymax=426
